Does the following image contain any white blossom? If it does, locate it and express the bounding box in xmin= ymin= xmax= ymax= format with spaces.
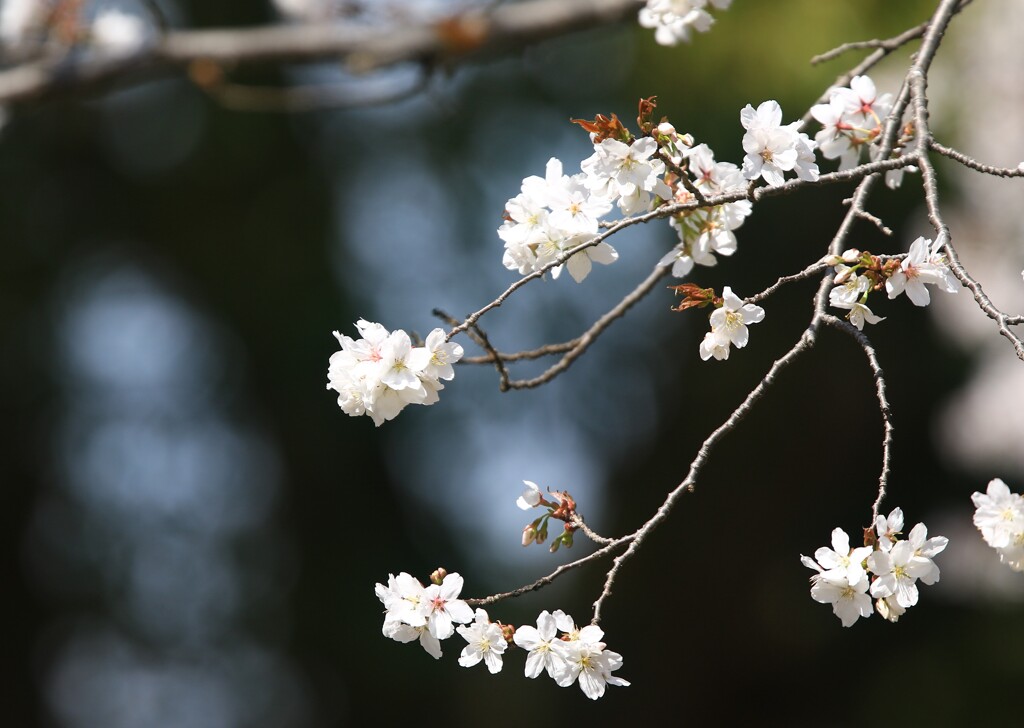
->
xmin=512 ymin=611 xmax=570 ymax=681
xmin=419 ymin=572 xmax=474 ymax=640
xmin=972 ymin=478 xmax=1024 ymax=570
xmin=456 ymin=609 xmax=507 ymax=674
xmin=807 ymin=572 xmax=873 ymax=627
xmin=740 ymin=101 xmax=817 ymax=186
xmin=699 ymin=286 xmax=764 ymax=360
xmin=638 ymin=0 xmax=731 ymax=47
xmin=812 ymin=527 xmax=873 ymax=587
xmin=516 ymin=480 xmax=543 ymax=510
xmin=327 ymin=320 xmax=461 ymax=426
xmin=886 ymin=236 xmax=962 ymax=306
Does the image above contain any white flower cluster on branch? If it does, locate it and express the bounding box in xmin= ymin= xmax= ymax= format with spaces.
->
xmin=326 ymin=320 xmax=463 ymax=426
xmin=801 ymin=508 xmax=948 ymax=626
xmin=375 ymin=569 xmax=628 ymax=700
xmin=305 ymin=0 xmax=1024 ymax=698
xmin=972 ymin=478 xmax=1024 ymax=571
xmin=638 ymin=0 xmax=732 ymax=47
xmin=825 ymin=237 xmax=961 ymax=330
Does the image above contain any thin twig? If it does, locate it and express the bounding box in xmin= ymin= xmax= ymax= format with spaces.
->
xmin=747 ymin=260 xmax=829 ymax=304
xmin=821 ymin=315 xmax=894 ymax=525
xmin=466 ymin=538 xmax=630 ymax=607
xmin=906 ymin=32 xmax=1024 ymax=361
xmin=571 ymin=514 xmax=616 ymax=546
xmin=591 ymin=323 xmax=822 ymax=624
xmin=504 ymin=263 xmax=672 ymax=390
xmin=928 ymin=140 xmax=1024 ymax=178
xmin=810 ymin=20 xmax=929 ymax=65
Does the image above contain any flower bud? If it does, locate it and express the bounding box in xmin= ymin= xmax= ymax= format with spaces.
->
xmin=522 ymin=524 xmax=537 ymax=547
xmin=656 ymin=121 xmax=676 ymax=138
xmin=841 ymin=248 xmax=861 ymax=263
xmin=833 ymin=266 xmax=855 ymax=285
xmin=429 ymin=568 xmax=447 ymax=585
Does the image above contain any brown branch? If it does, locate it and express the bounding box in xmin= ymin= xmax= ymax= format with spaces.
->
xmin=592 ymin=321 xmax=822 ymax=625
xmin=904 ymin=9 xmax=1024 ymax=361
xmin=504 ymin=262 xmax=671 ymax=390
xmin=465 ymin=537 xmax=630 ymax=607
xmin=810 ymin=20 xmax=930 ymax=66
xmin=928 ymin=139 xmax=1024 ymax=179
xmin=747 ymin=260 xmax=829 ymax=305
xmin=821 ymin=315 xmax=895 ymax=525
xmin=0 ymin=0 xmax=646 ymax=106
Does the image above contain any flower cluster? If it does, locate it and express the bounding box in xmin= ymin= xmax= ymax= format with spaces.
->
xmin=499 ymin=156 xmax=619 ymax=283
xmin=375 ymin=570 xmax=474 ymax=659
xmin=812 ymin=75 xmax=893 ymax=171
xmin=517 ymin=480 xmax=579 ymax=552
xmin=801 ymin=508 xmax=948 ymax=626
xmin=697 ymin=286 xmax=765 ymax=361
xmin=326 ymin=319 xmax=463 ymax=426
xmin=513 ymin=610 xmax=629 ymax=700
xmin=376 ymin=572 xmax=628 ymax=699
xmin=972 ymin=478 xmax=1024 ymax=571
xmin=638 ymin=0 xmax=732 ymax=47
xmin=810 ymin=74 xmax=918 ymax=189
xmin=826 ymin=237 xmax=961 ymax=330
xmin=740 ymin=100 xmax=819 ymax=187
xmin=658 ymin=142 xmax=753 ymax=277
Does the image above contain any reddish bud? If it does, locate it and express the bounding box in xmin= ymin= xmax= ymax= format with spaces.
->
xmin=571 ymin=113 xmax=631 ymax=143
xmin=637 ymin=96 xmax=659 ymax=133
xmin=669 ymin=283 xmax=717 ymax=311
xmin=429 ymin=568 xmax=447 ymax=585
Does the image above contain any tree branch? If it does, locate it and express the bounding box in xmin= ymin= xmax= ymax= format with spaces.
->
xmin=0 ymin=0 xmax=646 ymax=106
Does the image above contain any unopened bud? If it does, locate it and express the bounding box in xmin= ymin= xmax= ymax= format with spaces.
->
xmin=678 ymin=132 xmax=695 ymax=147
xmin=656 ymin=121 xmax=676 ymax=138
xmin=841 ymin=248 xmax=861 ymax=263
xmin=833 ymin=266 xmax=855 ymax=285
xmin=499 ymin=623 xmax=516 ymax=643
xmin=522 ymin=524 xmax=537 ymax=547
xmin=429 ymin=568 xmax=447 ymax=585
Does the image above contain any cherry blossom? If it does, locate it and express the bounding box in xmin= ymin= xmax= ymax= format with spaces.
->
xmin=516 ymin=480 xmax=544 ymax=510
xmin=456 ymin=609 xmax=507 ymax=674
xmin=327 ymin=320 xmax=462 ymax=426
xmin=699 ymin=287 xmax=765 ymax=360
xmin=560 ymin=640 xmax=630 ymax=700
xmin=740 ymin=101 xmax=818 ymax=186
xmin=638 ymin=0 xmax=731 ymax=47
xmin=972 ymin=478 xmax=1024 ymax=570
xmin=808 ymin=573 xmax=873 ymax=627
xmin=512 ymin=611 xmax=570 ymax=681
xmin=802 ymin=512 xmax=947 ymax=626
xmin=419 ymin=572 xmax=474 ymax=640
xmin=886 ymin=236 xmax=961 ymax=306
xmin=813 ymin=528 xmax=873 ymax=587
